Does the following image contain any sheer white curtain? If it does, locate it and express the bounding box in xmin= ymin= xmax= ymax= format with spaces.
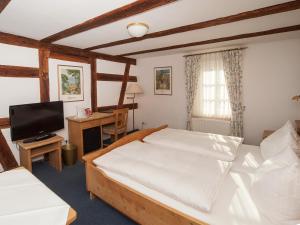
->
xmin=193 ymin=52 xmax=231 ymax=119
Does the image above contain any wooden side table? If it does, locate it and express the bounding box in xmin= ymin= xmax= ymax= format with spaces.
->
xmin=17 ymin=135 xmax=64 ymax=172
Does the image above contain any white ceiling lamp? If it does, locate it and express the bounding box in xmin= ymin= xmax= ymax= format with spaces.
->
xmin=127 ymin=22 xmax=149 ymax=38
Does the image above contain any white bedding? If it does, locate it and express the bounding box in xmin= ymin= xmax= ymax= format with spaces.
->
xmin=143 ymin=128 xmax=243 ymax=161
xmin=101 ymin=144 xmax=275 ymax=225
xmin=0 ymin=169 xmax=70 ymax=225
xmin=93 ymin=140 xmax=232 ymax=212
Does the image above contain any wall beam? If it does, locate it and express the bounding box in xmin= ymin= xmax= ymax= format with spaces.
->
xmin=0 ymin=117 xmax=10 ymax=129
xmin=0 ymin=130 xmax=18 ymax=171
xmin=0 ymin=65 xmax=39 ymax=78
xmin=0 ymin=0 xmax=11 ymax=14
xmin=97 ymin=73 xmax=137 ymax=82
xmin=118 ymin=63 xmax=131 ymax=106
xmin=38 ymin=48 xmax=50 ymax=102
xmin=91 ymin=58 xmax=98 ymax=112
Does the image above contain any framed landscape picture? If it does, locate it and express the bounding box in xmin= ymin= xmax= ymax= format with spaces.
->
xmin=154 ymin=67 xmax=172 ymax=95
xmin=58 ymin=65 xmax=84 ymax=102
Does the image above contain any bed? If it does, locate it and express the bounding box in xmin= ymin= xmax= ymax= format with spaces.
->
xmin=83 ymin=125 xmax=271 ymax=225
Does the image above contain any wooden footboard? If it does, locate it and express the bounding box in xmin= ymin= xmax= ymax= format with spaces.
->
xmin=83 ymin=125 xmax=208 ymax=225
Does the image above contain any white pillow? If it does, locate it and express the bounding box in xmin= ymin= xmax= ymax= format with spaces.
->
xmin=260 ymin=121 xmax=299 ymax=160
xmin=252 ymin=147 xmax=300 ymax=224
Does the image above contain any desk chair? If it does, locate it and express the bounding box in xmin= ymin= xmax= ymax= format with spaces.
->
xmin=102 ymin=108 xmax=128 ymax=143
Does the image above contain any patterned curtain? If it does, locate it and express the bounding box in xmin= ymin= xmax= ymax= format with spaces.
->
xmin=185 ymin=55 xmax=201 ymax=130
xmin=221 ymin=49 xmax=244 ymax=137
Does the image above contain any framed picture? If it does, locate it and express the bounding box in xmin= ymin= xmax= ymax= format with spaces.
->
xmin=58 ymin=65 xmax=84 ymax=102
xmin=154 ymin=66 xmax=172 ymax=95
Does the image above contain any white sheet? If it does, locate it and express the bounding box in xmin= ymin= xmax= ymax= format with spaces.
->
xmin=93 ymin=140 xmax=231 ymax=212
xmin=144 ymin=128 xmax=243 ymax=161
xmin=0 ymin=169 xmax=70 ymax=225
xmin=99 ymin=144 xmax=277 ymax=225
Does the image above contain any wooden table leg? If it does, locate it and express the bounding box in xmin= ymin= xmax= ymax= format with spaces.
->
xmin=19 ymin=147 xmax=32 ymax=172
xmin=49 ymin=147 xmax=62 ymax=172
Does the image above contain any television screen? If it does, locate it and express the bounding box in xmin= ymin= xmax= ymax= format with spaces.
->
xmin=9 ymin=101 xmax=64 ymax=141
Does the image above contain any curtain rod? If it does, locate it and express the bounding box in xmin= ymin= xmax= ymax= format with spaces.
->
xmin=183 ymin=47 xmax=247 ymax=57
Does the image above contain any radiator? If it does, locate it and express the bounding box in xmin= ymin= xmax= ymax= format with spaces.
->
xmin=191 ymin=117 xmax=230 ymax=136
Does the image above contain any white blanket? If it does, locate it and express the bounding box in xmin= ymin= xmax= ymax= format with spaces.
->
xmin=93 ymin=140 xmax=231 ymax=212
xmin=144 ymin=128 xmax=243 ymax=161
xmin=0 ymin=169 xmax=70 ymax=225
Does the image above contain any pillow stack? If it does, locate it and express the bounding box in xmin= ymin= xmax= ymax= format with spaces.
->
xmin=252 ymin=121 xmax=300 ymax=225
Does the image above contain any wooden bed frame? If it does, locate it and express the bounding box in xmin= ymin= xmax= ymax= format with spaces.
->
xmin=83 ymin=125 xmax=208 ymax=225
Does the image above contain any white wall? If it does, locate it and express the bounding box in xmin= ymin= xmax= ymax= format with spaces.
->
xmin=135 ymin=54 xmax=187 ymax=129
xmin=97 ymin=59 xmax=138 ymax=132
xmin=136 ymin=38 xmax=300 ymax=145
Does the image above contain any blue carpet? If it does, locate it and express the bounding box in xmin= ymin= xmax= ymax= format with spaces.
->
xmin=32 ymin=161 xmax=137 ymax=225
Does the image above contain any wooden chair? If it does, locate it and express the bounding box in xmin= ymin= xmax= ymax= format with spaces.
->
xmin=102 ymin=108 xmax=128 ymax=143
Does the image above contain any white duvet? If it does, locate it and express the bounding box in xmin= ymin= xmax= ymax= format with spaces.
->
xmin=144 ymin=128 xmax=243 ymax=161
xmin=93 ymin=140 xmax=231 ymax=212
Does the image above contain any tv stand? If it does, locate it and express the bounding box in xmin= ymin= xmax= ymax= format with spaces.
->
xmin=23 ymin=133 xmax=56 ymax=143
xmin=17 ymin=135 xmax=63 ymax=172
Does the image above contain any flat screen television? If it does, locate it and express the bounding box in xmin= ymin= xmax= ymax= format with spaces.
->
xmin=9 ymin=101 xmax=64 ymax=141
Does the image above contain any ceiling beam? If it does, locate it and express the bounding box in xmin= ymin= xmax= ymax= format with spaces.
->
xmin=119 ymin=24 xmax=300 ymax=56
xmin=0 ymin=0 xmax=10 ymax=13
xmin=41 ymin=0 xmax=177 ymax=43
xmin=0 ymin=31 xmax=136 ymax=65
xmin=86 ymin=0 xmax=300 ymax=51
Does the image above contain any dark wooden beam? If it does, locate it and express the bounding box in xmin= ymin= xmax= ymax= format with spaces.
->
xmin=118 ymin=63 xmax=131 ymax=106
xmin=0 ymin=65 xmax=39 ymax=78
xmin=49 ymin=52 xmax=90 ymax=64
xmin=48 ymin=44 xmax=136 ymax=65
xmin=86 ymin=0 xmax=300 ymax=50
xmin=98 ymin=103 xmax=138 ymax=112
xmin=120 ymin=24 xmax=300 ymax=56
xmin=91 ymin=58 xmax=98 ymax=112
xmin=97 ymin=73 xmax=137 ymax=82
xmin=0 ymin=117 xmax=10 ymax=129
xmin=41 ymin=0 xmax=177 ymax=43
xmin=0 ymin=130 xmax=18 ymax=171
xmin=0 ymin=31 xmax=40 ymax=48
xmin=0 ymin=32 xmax=136 ymax=65
xmin=0 ymin=0 xmax=10 ymax=14
xmin=39 ymin=48 xmax=50 ymax=102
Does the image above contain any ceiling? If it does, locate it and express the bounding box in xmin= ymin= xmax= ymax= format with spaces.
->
xmin=0 ymin=0 xmax=299 ymax=58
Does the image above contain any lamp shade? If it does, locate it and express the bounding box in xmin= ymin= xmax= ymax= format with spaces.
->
xmin=127 ymin=23 xmax=149 ymax=37
xmin=126 ymin=83 xmax=143 ymax=94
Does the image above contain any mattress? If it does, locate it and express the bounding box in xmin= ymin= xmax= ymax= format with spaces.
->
xmin=93 ymin=140 xmax=232 ymax=212
xmin=0 ymin=168 xmax=70 ymax=225
xmin=143 ymin=128 xmax=243 ymax=161
xmin=100 ymin=144 xmax=274 ymax=225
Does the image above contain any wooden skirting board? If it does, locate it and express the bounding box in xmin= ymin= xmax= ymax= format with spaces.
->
xmin=83 ymin=125 xmax=208 ymax=225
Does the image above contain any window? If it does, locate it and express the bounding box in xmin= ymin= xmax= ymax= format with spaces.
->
xmin=193 ymin=53 xmax=231 ymax=119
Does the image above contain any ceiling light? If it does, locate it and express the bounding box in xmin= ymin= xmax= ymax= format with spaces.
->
xmin=127 ymin=22 xmax=149 ymax=38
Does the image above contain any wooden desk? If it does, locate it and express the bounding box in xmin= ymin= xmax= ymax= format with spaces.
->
xmin=17 ymin=135 xmax=63 ymax=172
xmin=67 ymin=112 xmax=114 ymax=160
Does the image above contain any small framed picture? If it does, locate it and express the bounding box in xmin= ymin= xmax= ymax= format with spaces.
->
xmin=58 ymin=65 xmax=84 ymax=102
xmin=154 ymin=66 xmax=172 ymax=95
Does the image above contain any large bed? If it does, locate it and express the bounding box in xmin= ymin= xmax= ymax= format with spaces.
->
xmin=83 ymin=125 xmax=272 ymax=225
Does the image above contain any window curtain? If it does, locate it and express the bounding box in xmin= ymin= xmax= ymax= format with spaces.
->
xmin=192 ymin=52 xmax=231 ymax=119
xmin=185 ymin=55 xmax=201 ymax=130
xmin=221 ymin=49 xmax=244 ymax=137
